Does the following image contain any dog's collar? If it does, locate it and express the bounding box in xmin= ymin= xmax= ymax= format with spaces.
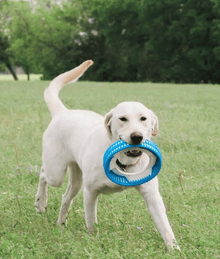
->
xmin=116 ymin=158 xmax=141 ymax=172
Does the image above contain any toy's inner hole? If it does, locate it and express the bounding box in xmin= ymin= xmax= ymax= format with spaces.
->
xmin=110 ymin=149 xmax=152 ymax=176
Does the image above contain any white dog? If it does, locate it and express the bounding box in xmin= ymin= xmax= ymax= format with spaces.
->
xmin=35 ymin=60 xmax=179 ymax=250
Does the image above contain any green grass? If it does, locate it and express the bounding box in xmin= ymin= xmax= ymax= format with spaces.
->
xmin=0 ymin=79 xmax=219 ymax=258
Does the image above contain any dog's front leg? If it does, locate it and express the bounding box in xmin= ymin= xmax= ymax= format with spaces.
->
xmin=136 ymin=179 xmax=180 ymax=250
xmin=83 ymin=187 xmax=99 ymax=234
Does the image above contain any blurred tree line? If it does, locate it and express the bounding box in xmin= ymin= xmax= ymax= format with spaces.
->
xmin=1 ymin=0 xmax=220 ymax=83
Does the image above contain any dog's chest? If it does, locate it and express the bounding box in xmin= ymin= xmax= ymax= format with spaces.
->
xmin=98 ymin=182 xmax=131 ymax=194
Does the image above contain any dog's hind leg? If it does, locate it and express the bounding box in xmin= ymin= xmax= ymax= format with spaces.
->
xmin=57 ymin=162 xmax=83 ymax=225
xmin=35 ymin=167 xmax=48 ymax=213
xmin=35 ymin=157 xmax=68 ymax=213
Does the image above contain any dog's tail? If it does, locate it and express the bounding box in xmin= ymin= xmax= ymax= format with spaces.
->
xmin=44 ymin=60 xmax=93 ymax=117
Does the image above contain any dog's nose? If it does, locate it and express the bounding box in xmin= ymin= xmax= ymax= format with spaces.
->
xmin=130 ymin=132 xmax=143 ymax=145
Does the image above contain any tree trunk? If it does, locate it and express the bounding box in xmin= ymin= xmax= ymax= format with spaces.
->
xmin=5 ymin=62 xmax=18 ymax=80
xmin=27 ymin=67 xmax=30 ymax=81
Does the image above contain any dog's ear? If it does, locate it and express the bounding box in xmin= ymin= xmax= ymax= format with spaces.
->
xmin=104 ymin=111 xmax=113 ymax=139
xmin=151 ymin=111 xmax=159 ymax=137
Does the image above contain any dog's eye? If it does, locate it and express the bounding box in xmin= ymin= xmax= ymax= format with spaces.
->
xmin=140 ymin=116 xmax=147 ymax=121
xmin=119 ymin=117 xmax=128 ymax=122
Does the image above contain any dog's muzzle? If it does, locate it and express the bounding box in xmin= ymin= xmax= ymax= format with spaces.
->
xmin=130 ymin=132 xmax=143 ymax=145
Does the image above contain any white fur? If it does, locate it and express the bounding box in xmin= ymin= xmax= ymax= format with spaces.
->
xmin=35 ymin=60 xmax=180 ymax=250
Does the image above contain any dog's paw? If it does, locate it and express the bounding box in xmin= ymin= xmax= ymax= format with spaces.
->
xmin=57 ymin=216 xmax=67 ymax=226
xmin=35 ymin=197 xmax=47 ymax=213
xmin=86 ymin=225 xmax=97 ymax=235
xmin=167 ymin=239 xmax=181 ymax=252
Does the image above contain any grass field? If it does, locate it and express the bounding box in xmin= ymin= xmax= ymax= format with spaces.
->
xmin=0 ymin=77 xmax=219 ymax=258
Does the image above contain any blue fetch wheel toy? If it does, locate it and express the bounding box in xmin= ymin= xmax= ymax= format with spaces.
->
xmin=103 ymin=139 xmax=162 ymax=186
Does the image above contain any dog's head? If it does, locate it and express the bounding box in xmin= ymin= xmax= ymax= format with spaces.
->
xmin=104 ymin=102 xmax=158 ymax=165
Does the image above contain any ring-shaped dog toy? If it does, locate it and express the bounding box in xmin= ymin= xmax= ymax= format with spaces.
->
xmin=103 ymin=139 xmax=162 ymax=186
